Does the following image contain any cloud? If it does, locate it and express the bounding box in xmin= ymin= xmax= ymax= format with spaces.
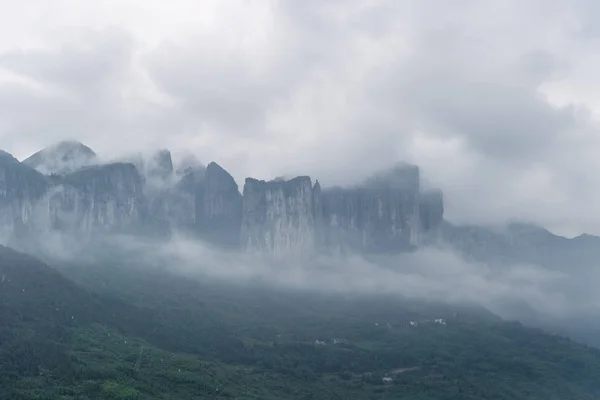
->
xmin=38 ymin=231 xmax=571 ymax=319
xmin=1 ymin=0 xmax=600 ymax=234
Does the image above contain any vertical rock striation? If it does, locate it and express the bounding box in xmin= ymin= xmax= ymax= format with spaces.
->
xmin=1 ymin=140 xmax=448 ymax=257
xmin=0 ymin=151 xmax=49 ymax=237
xmin=320 ymin=163 xmax=422 ymax=253
xmin=197 ymin=162 xmax=242 ymax=247
xmin=241 ymin=176 xmax=316 ymax=257
xmin=55 ymin=162 xmax=147 ymax=234
xmin=419 ymin=189 xmax=444 ymax=231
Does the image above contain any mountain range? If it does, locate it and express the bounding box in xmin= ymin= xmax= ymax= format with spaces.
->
xmin=4 ymin=141 xmax=600 ymax=399
xmin=1 ymin=139 xmax=598 ymax=269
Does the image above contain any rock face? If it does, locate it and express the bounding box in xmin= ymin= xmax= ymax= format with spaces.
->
xmin=135 ymin=149 xmax=202 ymax=235
xmin=1 ymin=150 xmax=145 ymax=239
xmin=241 ymin=176 xmax=316 ymax=257
xmin=7 ymin=140 xmax=600 ymax=271
xmin=419 ymin=189 xmax=444 ymax=231
xmin=432 ymin=222 xmax=600 ymax=270
xmin=197 ymin=162 xmax=242 ymax=247
xmin=237 ymin=165 xmax=433 ymax=256
xmin=22 ymin=140 xmax=97 ymax=175
xmin=2 ymin=141 xmax=451 ymax=257
xmin=52 ymin=163 xmax=146 ymax=234
xmin=320 ymin=187 xmax=420 ymax=253
xmin=0 ymin=151 xmax=49 ymax=236
xmin=146 ymin=149 xmax=174 ymax=182
xmin=320 ymin=164 xmax=422 ymax=253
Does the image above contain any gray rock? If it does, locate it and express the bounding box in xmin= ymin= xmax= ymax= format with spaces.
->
xmin=320 ymin=186 xmax=420 ymax=253
xmin=0 ymin=151 xmax=49 ymax=236
xmin=319 ymin=164 xmax=422 ymax=253
xmin=56 ymin=162 xmax=147 ymax=234
xmin=147 ymin=149 xmax=174 ymax=182
xmin=241 ymin=176 xmax=316 ymax=257
xmin=198 ymin=162 xmax=242 ymax=247
xmin=419 ymin=189 xmax=444 ymax=231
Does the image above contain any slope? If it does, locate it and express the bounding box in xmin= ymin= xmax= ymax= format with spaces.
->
xmin=3 ymin=246 xmax=600 ymax=399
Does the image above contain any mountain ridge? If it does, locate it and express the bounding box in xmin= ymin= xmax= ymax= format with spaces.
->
xmin=1 ymin=141 xmax=598 ymax=263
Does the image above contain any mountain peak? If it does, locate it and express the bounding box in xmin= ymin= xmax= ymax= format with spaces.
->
xmin=22 ymin=140 xmax=97 ymax=175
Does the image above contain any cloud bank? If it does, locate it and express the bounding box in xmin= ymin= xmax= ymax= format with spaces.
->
xmin=1 ymin=0 xmax=600 ymax=235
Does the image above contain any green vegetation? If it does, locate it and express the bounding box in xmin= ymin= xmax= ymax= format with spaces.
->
xmin=2 ymin=246 xmax=600 ymax=399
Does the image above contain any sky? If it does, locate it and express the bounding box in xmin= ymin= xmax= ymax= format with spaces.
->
xmin=1 ymin=0 xmax=600 ymax=235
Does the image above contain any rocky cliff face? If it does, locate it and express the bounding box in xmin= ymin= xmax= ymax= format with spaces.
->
xmin=241 ymin=176 xmax=316 ymax=256
xmin=197 ymin=162 xmax=242 ymax=247
xmin=320 ymin=187 xmax=420 ymax=253
xmin=146 ymin=149 xmax=174 ymax=183
xmin=6 ymin=141 xmax=600 ymax=270
xmin=419 ymin=189 xmax=444 ymax=231
xmin=1 ymin=141 xmax=452 ymax=257
xmin=0 ymin=151 xmax=49 ymax=237
xmin=54 ymin=162 xmax=147 ymax=234
xmin=319 ymin=164 xmax=422 ymax=253
xmin=131 ymin=149 xmax=203 ymax=235
xmin=238 ymin=164 xmax=433 ymax=256
xmin=432 ymin=221 xmax=600 ymax=270
xmin=1 ymin=150 xmax=146 ymax=239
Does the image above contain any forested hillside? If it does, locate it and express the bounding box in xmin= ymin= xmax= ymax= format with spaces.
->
xmin=2 ymin=246 xmax=600 ymax=399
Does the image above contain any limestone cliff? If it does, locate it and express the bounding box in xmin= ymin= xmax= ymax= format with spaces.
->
xmin=419 ymin=189 xmax=444 ymax=231
xmin=146 ymin=149 xmax=174 ymax=182
xmin=320 ymin=187 xmax=420 ymax=253
xmin=320 ymin=164 xmax=422 ymax=253
xmin=0 ymin=151 xmax=49 ymax=236
xmin=2 ymin=142 xmax=452 ymax=256
xmin=139 ymin=149 xmax=203 ymax=235
xmin=241 ymin=176 xmax=316 ymax=257
xmin=54 ymin=162 xmax=146 ymax=234
xmin=197 ymin=162 xmax=242 ymax=247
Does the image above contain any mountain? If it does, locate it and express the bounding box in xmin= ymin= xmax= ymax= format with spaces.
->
xmin=3 ymin=140 xmax=600 ymax=265
xmin=4 ymin=244 xmax=600 ymax=399
xmin=427 ymin=221 xmax=600 ymax=270
xmin=3 ymin=144 xmax=443 ymax=255
xmin=22 ymin=140 xmax=97 ymax=175
xmin=0 ymin=150 xmax=49 ymax=238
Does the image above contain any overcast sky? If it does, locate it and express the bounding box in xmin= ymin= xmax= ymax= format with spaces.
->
xmin=1 ymin=0 xmax=600 ymax=235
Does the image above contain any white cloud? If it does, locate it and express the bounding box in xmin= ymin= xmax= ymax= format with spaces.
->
xmin=1 ymin=0 xmax=600 ymax=235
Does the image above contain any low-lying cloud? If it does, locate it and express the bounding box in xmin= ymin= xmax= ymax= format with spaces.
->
xmin=25 ymin=230 xmax=581 ymax=321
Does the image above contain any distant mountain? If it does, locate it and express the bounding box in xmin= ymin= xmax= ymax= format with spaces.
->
xmin=427 ymin=221 xmax=600 ymax=270
xmin=22 ymin=140 xmax=97 ymax=175
xmin=2 ymin=140 xmax=600 ymax=269
xmin=2 ymin=143 xmax=445 ymax=255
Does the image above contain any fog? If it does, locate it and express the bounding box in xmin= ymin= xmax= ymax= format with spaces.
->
xmin=20 ymin=229 xmax=600 ymax=338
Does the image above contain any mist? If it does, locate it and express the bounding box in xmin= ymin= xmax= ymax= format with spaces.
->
xmin=18 ymin=228 xmax=600 ymax=339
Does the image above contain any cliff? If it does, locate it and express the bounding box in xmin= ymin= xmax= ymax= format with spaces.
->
xmin=197 ymin=162 xmax=242 ymax=247
xmin=55 ymin=162 xmax=147 ymax=234
xmin=134 ymin=149 xmax=201 ymax=235
xmin=241 ymin=176 xmax=315 ymax=257
xmin=320 ymin=163 xmax=422 ymax=253
xmin=320 ymin=187 xmax=420 ymax=253
xmin=419 ymin=189 xmax=444 ymax=231
xmin=2 ymin=141 xmax=450 ymax=257
xmin=0 ymin=151 xmax=49 ymax=236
